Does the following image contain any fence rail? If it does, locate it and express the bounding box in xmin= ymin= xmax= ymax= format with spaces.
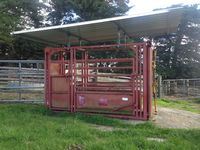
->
xmin=1 ymin=60 xmax=200 ymax=102
xmin=0 ymin=60 xmax=44 ymax=102
xmin=161 ymin=78 xmax=200 ymax=98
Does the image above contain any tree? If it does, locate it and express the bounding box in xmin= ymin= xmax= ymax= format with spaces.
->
xmin=0 ymin=0 xmax=130 ymax=59
xmin=0 ymin=0 xmax=47 ymax=59
xmin=155 ymin=5 xmax=200 ymax=79
xmin=46 ymin=0 xmax=131 ymax=73
xmin=0 ymin=0 xmax=19 ymax=44
xmin=47 ymin=0 xmax=130 ymax=25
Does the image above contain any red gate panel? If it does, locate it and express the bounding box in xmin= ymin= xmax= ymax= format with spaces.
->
xmin=45 ymin=49 xmax=72 ymax=111
xmin=45 ymin=42 xmax=153 ymax=120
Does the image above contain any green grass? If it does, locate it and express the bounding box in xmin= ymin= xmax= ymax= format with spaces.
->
xmin=0 ymin=104 xmax=199 ymax=150
xmin=157 ymin=98 xmax=200 ymax=114
xmin=0 ymin=92 xmax=43 ymax=100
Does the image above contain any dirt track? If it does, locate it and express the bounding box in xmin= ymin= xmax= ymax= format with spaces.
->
xmin=152 ymin=107 xmax=200 ymax=129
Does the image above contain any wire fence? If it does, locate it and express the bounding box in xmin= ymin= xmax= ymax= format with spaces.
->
xmin=0 ymin=60 xmax=44 ymax=103
xmin=161 ymin=78 xmax=200 ymax=98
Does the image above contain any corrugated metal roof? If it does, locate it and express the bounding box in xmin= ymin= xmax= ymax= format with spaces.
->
xmin=11 ymin=8 xmax=184 ymax=45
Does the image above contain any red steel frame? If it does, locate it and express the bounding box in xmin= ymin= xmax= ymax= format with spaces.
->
xmin=45 ymin=42 xmax=153 ymax=120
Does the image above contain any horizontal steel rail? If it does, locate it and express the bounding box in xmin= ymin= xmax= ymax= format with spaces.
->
xmin=0 ymin=60 xmax=43 ymax=63
xmin=45 ymin=42 xmax=153 ymax=120
xmin=0 ymin=60 xmax=45 ymax=102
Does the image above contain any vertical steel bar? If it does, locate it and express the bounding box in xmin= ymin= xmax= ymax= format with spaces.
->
xmin=18 ymin=61 xmax=22 ymax=101
xmin=143 ymin=43 xmax=148 ymax=120
xmin=81 ymin=51 xmax=83 ymax=86
xmin=36 ymin=62 xmax=40 ymax=74
xmin=46 ymin=49 xmax=52 ymax=108
xmin=73 ymin=48 xmax=77 ymax=112
xmin=138 ymin=45 xmax=143 ymax=118
xmin=84 ymin=51 xmax=86 ymax=88
xmin=84 ymin=50 xmax=88 ymax=87
xmin=132 ymin=47 xmax=136 ymax=117
xmin=70 ymin=48 xmax=74 ymax=112
xmin=44 ymin=50 xmax=48 ymax=107
xmin=147 ymin=44 xmax=153 ymax=119
xmin=65 ymin=51 xmax=72 ymax=110
xmin=86 ymin=51 xmax=89 ymax=85
xmin=135 ymin=49 xmax=138 ymax=119
xmin=49 ymin=51 xmax=53 ymax=109
xmin=61 ymin=51 xmax=64 ymax=75
xmin=71 ymin=49 xmax=74 ymax=112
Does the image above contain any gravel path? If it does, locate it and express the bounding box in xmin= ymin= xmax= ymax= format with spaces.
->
xmin=152 ymin=107 xmax=200 ymax=129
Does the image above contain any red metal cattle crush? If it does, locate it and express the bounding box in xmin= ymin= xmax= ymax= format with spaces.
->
xmin=45 ymin=42 xmax=153 ymax=120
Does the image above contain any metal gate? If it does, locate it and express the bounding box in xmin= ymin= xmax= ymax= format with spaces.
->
xmin=45 ymin=42 xmax=153 ymax=120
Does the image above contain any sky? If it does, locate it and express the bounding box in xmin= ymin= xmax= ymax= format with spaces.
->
xmin=128 ymin=0 xmax=200 ymax=14
xmin=40 ymin=0 xmax=200 ymax=14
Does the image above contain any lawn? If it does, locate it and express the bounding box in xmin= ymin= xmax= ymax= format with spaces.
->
xmin=157 ymin=98 xmax=200 ymax=114
xmin=0 ymin=104 xmax=199 ymax=150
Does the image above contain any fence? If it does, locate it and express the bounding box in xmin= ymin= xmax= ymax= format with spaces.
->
xmin=0 ymin=60 xmax=44 ymax=103
xmin=1 ymin=60 xmax=200 ymax=103
xmin=161 ymin=78 xmax=200 ymax=98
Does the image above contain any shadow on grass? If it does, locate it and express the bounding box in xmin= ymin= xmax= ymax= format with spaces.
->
xmin=0 ymin=103 xmax=151 ymax=129
xmin=45 ymin=110 xmax=132 ymax=128
xmin=192 ymin=98 xmax=200 ymax=104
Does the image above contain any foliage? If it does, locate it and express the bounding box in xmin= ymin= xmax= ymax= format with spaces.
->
xmin=155 ymin=6 xmax=200 ymax=79
xmin=0 ymin=0 xmax=47 ymax=59
xmin=0 ymin=0 xmax=130 ymax=60
xmin=1 ymin=1 xmax=200 ymax=79
xmin=0 ymin=104 xmax=199 ymax=150
xmin=47 ymin=0 xmax=130 ymax=25
xmin=47 ymin=0 xmax=132 ymax=72
xmin=0 ymin=0 xmax=19 ymax=44
xmin=11 ymin=38 xmax=45 ymax=59
xmin=0 ymin=0 xmax=45 ymax=43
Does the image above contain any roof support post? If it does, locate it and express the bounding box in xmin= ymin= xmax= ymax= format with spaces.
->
xmin=67 ymin=33 xmax=71 ymax=47
xmin=113 ymin=22 xmax=132 ymax=40
xmin=124 ymin=34 xmax=127 ymax=46
xmin=79 ymin=39 xmax=82 ymax=46
xmin=67 ymin=39 xmax=71 ymax=47
xmin=118 ymin=29 xmax=121 ymax=45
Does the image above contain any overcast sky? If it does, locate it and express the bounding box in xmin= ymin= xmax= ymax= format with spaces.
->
xmin=128 ymin=0 xmax=200 ymax=14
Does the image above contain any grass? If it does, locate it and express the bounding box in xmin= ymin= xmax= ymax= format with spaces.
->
xmin=0 ymin=92 xmax=43 ymax=100
xmin=157 ymin=98 xmax=200 ymax=114
xmin=0 ymin=104 xmax=199 ymax=150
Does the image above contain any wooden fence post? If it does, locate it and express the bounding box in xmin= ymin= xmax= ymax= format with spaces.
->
xmin=174 ymin=81 xmax=177 ymax=95
xmin=157 ymin=75 xmax=162 ymax=98
xmin=186 ymin=79 xmax=189 ymax=96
